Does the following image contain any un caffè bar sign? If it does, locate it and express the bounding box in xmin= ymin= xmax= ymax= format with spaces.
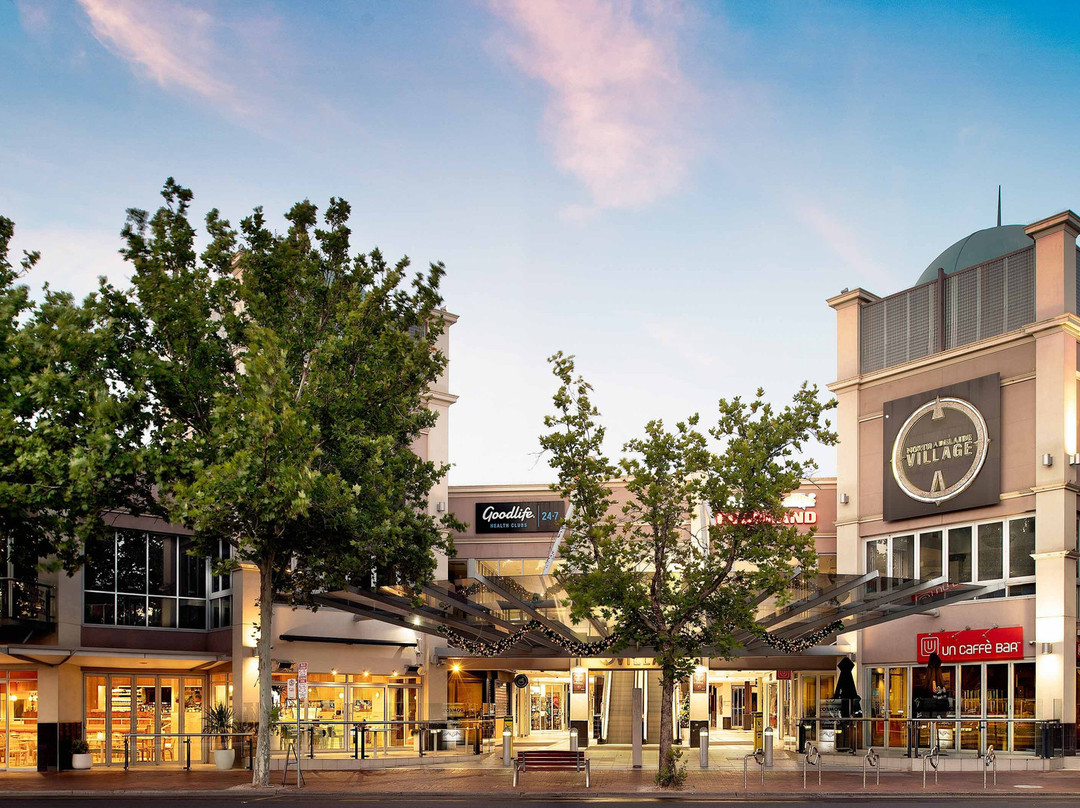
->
xmin=882 ymin=373 xmax=1000 ymax=521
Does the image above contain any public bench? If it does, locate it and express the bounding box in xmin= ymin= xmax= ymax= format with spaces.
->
xmin=513 ymin=749 xmax=590 ymax=788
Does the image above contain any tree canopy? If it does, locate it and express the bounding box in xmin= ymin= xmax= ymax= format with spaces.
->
xmin=0 ymin=216 xmax=153 ymax=577
xmin=108 ymin=179 xmax=461 ymax=784
xmin=540 ymin=351 xmax=837 ymax=785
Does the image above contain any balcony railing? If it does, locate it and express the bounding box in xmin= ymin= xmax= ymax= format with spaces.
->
xmin=0 ymin=578 xmax=57 ymax=637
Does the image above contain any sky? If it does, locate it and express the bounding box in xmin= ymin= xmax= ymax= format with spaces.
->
xmin=4 ymin=0 xmax=1080 ymax=485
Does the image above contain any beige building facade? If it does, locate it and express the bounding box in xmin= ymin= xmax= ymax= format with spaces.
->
xmin=830 ymin=211 xmax=1080 ymax=754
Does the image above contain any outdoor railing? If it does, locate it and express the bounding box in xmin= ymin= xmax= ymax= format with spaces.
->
xmin=123 ymin=732 xmax=256 ymax=770
xmin=121 ymin=716 xmax=513 ymax=768
xmin=794 ymin=716 xmax=1063 ymax=758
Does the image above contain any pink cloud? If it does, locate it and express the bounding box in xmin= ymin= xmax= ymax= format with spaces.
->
xmin=489 ymin=0 xmax=698 ymax=210
xmin=77 ymin=0 xmax=242 ymax=113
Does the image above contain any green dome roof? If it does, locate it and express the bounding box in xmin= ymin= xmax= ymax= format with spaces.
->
xmin=916 ymin=224 xmax=1033 ymax=286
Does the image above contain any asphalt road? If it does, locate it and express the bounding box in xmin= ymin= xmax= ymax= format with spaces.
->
xmin=1 ymin=799 xmax=1075 ymax=808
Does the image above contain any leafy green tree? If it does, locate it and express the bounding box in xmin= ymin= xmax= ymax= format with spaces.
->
xmin=0 ymin=217 xmax=152 ymax=579
xmin=540 ymin=352 xmax=836 ymax=784
xmin=115 ymin=180 xmax=459 ymax=785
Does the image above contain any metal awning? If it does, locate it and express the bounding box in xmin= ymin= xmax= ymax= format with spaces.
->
xmin=310 ymin=568 xmax=1004 ymax=661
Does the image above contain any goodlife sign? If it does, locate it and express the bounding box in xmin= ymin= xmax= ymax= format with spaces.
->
xmin=916 ymin=627 xmax=1023 ymax=663
xmin=475 ymin=501 xmax=564 ymax=534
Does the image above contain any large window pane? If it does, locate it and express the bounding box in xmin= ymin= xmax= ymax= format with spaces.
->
xmin=148 ymin=534 xmax=177 ymax=596
xmin=84 ymin=535 xmax=115 ymax=590
xmin=180 ymin=599 xmax=206 ymax=630
xmin=947 ymin=527 xmax=972 ymax=583
xmin=892 ymin=535 xmax=914 ymax=579
xmin=84 ymin=592 xmax=115 ymax=624
xmin=1013 ymin=662 xmax=1036 ymax=753
xmin=116 ymin=531 xmax=146 ymax=594
xmin=147 ymin=596 xmax=176 ymax=628
xmin=978 ymin=523 xmax=1004 ymax=580
xmin=178 ymin=538 xmax=206 ymax=598
xmin=960 ymin=665 xmax=982 ymax=716
xmin=117 ymin=595 xmax=147 ymax=626
xmin=919 ymin=531 xmax=942 ymax=579
xmin=1010 ymin=517 xmax=1036 ymax=578
xmin=866 ymin=539 xmax=887 ymax=577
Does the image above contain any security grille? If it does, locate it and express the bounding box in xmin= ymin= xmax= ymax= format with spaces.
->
xmin=859 ymin=246 xmax=1034 ymax=374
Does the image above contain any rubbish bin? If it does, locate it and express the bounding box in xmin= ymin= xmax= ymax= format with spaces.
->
xmin=798 ymin=722 xmax=812 ymax=754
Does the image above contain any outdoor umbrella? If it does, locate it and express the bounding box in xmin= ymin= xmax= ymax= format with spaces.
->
xmin=833 ymin=656 xmax=862 ymax=718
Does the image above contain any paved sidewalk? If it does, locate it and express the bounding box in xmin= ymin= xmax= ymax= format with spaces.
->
xmin=3 ymin=765 xmax=1080 ymax=798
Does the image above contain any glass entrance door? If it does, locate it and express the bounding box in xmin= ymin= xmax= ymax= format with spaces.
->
xmin=87 ymin=673 xmax=206 ymax=765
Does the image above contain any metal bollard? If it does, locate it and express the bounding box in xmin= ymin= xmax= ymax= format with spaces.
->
xmin=699 ymin=728 xmax=709 ymax=769
xmin=569 ymin=729 xmax=578 ymax=753
xmin=503 ymin=728 xmax=513 ymax=767
xmin=763 ymin=726 xmax=774 ymax=768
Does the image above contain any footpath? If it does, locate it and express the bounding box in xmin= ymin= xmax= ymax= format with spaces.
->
xmin=3 ymin=765 xmax=1080 ymax=799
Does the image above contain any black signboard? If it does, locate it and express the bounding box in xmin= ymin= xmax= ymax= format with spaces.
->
xmin=882 ymin=373 xmax=1000 ymax=521
xmin=474 ymin=501 xmax=565 ymax=534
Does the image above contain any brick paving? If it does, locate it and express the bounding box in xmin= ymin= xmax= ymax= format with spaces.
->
xmin=3 ymin=765 xmax=1080 ymax=797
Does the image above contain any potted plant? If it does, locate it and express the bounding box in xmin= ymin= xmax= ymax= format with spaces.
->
xmin=71 ymin=738 xmax=92 ymax=770
xmin=205 ymin=703 xmax=236 ymax=770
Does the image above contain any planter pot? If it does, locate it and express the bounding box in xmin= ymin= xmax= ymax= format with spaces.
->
xmin=214 ymin=748 xmax=236 ymax=771
xmin=71 ymin=753 xmax=93 ymax=770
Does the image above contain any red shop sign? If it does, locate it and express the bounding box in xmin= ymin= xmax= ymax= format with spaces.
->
xmin=916 ymin=627 xmax=1023 ymax=663
xmin=776 ymin=670 xmax=793 ymax=680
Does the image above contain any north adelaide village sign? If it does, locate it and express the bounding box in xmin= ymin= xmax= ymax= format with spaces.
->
xmin=882 ymin=374 xmax=1000 ymax=521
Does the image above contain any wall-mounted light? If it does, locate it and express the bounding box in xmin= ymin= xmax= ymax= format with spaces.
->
xmin=839 ymin=493 xmax=850 ymax=505
xmin=1042 ymin=454 xmax=1054 ymax=467
xmin=1069 ymin=454 xmax=1080 ymax=466
xmin=436 ymin=501 xmax=446 ymax=512
xmin=1041 ymin=642 xmax=1055 ymax=655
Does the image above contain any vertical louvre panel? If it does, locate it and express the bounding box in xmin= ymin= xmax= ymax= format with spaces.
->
xmin=1075 ymin=246 xmax=1079 ymax=314
xmin=860 ymin=300 xmax=885 ymax=373
xmin=947 ymin=270 xmax=979 ymax=348
xmin=1004 ymin=247 xmax=1034 ymax=331
xmin=859 ymin=246 xmax=1033 ymax=373
xmin=908 ymin=283 xmax=934 ymax=361
xmin=978 ymin=258 xmax=1005 ymax=340
xmin=884 ymin=294 xmax=908 ymax=368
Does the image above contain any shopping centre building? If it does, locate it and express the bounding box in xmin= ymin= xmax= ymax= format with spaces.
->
xmin=3 ymin=209 xmax=1080 ymax=770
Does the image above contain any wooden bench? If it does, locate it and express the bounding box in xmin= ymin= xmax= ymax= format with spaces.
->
xmin=513 ymin=749 xmax=590 ymax=788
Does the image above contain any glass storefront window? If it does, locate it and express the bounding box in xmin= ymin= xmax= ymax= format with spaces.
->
xmin=887 ymin=667 xmax=907 ymax=747
xmin=5 ymin=673 xmax=37 ymax=769
xmin=866 ymin=517 xmax=1034 ymax=599
xmin=977 ymin=523 xmax=1003 ymax=580
xmin=1013 ymin=662 xmax=1036 ymax=753
xmin=947 ymin=527 xmax=972 ymax=583
xmin=85 ymin=675 xmax=108 ymax=763
xmin=110 ymin=676 xmax=132 ymax=764
xmin=801 ymin=675 xmax=817 ymax=718
xmin=919 ymin=532 xmax=942 ymax=579
xmin=1009 ymin=518 xmax=1036 ymax=578
xmin=892 ymin=535 xmax=914 ymax=579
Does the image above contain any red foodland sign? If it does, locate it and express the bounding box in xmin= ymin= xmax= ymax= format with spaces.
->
xmin=715 ymin=492 xmax=818 ymax=526
xmin=916 ymin=627 xmax=1023 ymax=663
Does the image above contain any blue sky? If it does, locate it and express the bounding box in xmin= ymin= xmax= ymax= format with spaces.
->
xmin=4 ymin=0 xmax=1080 ymax=484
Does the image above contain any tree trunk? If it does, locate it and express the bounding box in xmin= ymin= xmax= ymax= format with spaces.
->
xmin=252 ymin=562 xmax=274 ymax=786
xmin=658 ymin=666 xmax=675 ymax=780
